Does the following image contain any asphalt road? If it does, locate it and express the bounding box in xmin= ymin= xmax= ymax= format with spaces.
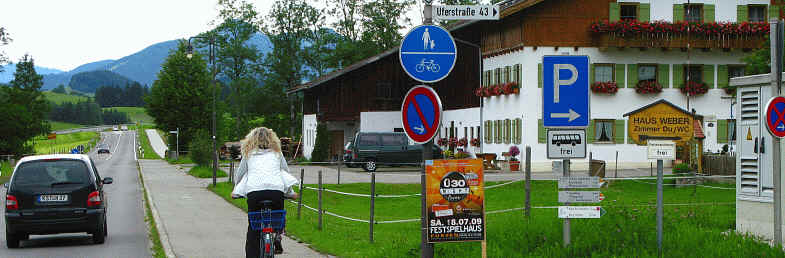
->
xmin=1 ymin=131 xmax=150 ymax=257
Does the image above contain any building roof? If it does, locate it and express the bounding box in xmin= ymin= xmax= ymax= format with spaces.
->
xmin=622 ymin=99 xmax=692 ymax=117
xmin=286 ymin=0 xmax=544 ymax=94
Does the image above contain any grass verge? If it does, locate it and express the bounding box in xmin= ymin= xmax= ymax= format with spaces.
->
xmin=139 ymin=170 xmax=167 ymax=258
xmin=138 ymin=128 xmax=162 ymax=159
xmin=1 ymin=160 xmax=12 ymax=184
xmin=166 ymin=156 xmax=194 ymax=165
xmin=32 ymin=131 xmax=99 ymax=154
xmin=188 ymin=165 xmax=227 ymax=178
xmin=210 ymin=179 xmax=783 ymax=257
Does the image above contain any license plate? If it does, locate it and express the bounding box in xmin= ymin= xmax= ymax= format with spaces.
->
xmin=39 ymin=195 xmax=68 ymax=202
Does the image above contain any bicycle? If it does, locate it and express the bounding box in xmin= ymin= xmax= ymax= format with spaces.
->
xmin=248 ymin=200 xmax=287 ymax=257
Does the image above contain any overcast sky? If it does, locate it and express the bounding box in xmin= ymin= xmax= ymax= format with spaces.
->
xmin=0 ymin=0 xmax=428 ymax=71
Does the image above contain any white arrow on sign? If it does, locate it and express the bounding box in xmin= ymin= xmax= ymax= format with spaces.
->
xmin=413 ymin=125 xmax=425 ymax=134
xmin=550 ymin=109 xmax=581 ymax=122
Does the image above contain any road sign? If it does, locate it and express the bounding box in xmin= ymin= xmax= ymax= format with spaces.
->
xmin=542 ymin=56 xmax=590 ymax=128
xmin=647 ymin=140 xmax=676 ymax=160
xmin=401 ymin=85 xmax=443 ymax=144
xmin=558 ymin=206 xmax=606 ymax=219
xmin=547 ymin=129 xmax=586 ymax=159
xmin=558 ymin=176 xmax=602 ymax=189
xmin=558 ymin=191 xmax=603 ymax=203
xmin=433 ymin=5 xmax=499 ymax=20
xmin=765 ymin=96 xmax=785 ymax=138
xmin=399 ymin=25 xmax=457 ymax=83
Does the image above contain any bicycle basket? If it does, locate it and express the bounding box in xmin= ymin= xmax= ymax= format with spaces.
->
xmin=248 ymin=210 xmax=287 ymax=231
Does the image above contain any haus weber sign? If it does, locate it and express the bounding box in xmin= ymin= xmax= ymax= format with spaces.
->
xmin=624 ymin=99 xmax=693 ymax=145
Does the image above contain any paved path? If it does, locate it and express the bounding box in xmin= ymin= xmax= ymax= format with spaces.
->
xmin=145 ymin=129 xmax=167 ymax=159
xmin=139 ymin=159 xmax=326 ymax=258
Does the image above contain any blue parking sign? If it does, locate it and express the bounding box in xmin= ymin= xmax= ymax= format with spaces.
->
xmin=542 ymin=56 xmax=590 ymax=128
xmin=399 ymin=25 xmax=457 ymax=83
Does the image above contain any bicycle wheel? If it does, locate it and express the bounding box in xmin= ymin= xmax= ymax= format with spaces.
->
xmin=416 ymin=64 xmax=425 ymax=73
xmin=262 ymin=232 xmax=275 ymax=257
xmin=432 ymin=64 xmax=440 ymax=73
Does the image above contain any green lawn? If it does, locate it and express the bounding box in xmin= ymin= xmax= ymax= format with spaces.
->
xmin=103 ymin=107 xmax=153 ymax=124
xmin=32 ymin=131 xmax=100 ymax=154
xmin=43 ymin=91 xmax=89 ymax=104
xmin=188 ymin=165 xmax=227 ymax=178
xmin=210 ymin=179 xmax=783 ymax=257
xmin=48 ymin=120 xmax=84 ymax=131
xmin=138 ymin=127 xmax=162 ymax=159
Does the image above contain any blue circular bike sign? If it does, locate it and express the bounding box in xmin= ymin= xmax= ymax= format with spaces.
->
xmin=399 ymin=25 xmax=457 ymax=83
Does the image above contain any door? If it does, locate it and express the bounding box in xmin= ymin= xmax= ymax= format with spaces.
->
xmin=329 ymin=130 xmax=344 ymax=161
xmin=758 ymin=87 xmax=774 ymax=196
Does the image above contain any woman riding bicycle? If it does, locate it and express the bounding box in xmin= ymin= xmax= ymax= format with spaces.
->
xmin=232 ymin=127 xmax=299 ymax=257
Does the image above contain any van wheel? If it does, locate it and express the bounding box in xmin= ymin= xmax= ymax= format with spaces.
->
xmin=93 ymin=217 xmax=106 ymax=244
xmin=363 ymin=160 xmax=377 ymax=172
xmin=6 ymin=227 xmax=20 ymax=248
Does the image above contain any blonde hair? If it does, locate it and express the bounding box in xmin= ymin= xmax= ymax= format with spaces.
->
xmin=240 ymin=127 xmax=281 ymax=157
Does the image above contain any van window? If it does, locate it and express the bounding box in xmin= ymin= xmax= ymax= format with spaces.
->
xmin=358 ymin=134 xmax=379 ymax=146
xmin=382 ymin=134 xmax=407 ymax=146
xmin=12 ymin=160 xmax=90 ymax=187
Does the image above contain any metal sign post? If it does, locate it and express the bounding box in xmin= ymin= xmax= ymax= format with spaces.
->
xmin=562 ymin=159 xmax=570 ymax=247
xmin=771 ymin=19 xmax=783 ymax=247
xmin=648 ymin=139 xmax=675 ymax=256
xmin=656 ymin=159 xmax=664 ymax=256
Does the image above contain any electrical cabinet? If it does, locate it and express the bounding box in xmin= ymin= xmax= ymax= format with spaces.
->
xmin=736 ymin=85 xmax=774 ymax=200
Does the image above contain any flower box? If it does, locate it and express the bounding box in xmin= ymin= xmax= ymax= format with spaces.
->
xmin=681 ymin=81 xmax=709 ymax=96
xmin=635 ymin=81 xmax=662 ymax=94
xmin=590 ymin=81 xmax=619 ymax=94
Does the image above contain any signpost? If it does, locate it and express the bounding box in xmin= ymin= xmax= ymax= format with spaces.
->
xmin=647 ymin=140 xmax=676 ymax=160
xmin=401 ymin=86 xmax=443 ymax=144
xmin=399 ymin=24 xmax=457 ymax=83
xmin=170 ymin=128 xmax=179 ymax=160
xmin=558 ymin=191 xmax=603 ymax=203
xmin=547 ymin=129 xmax=586 ymax=159
xmin=433 ymin=5 xmax=499 ymax=20
xmin=558 ymin=176 xmax=602 ymax=189
xmin=542 ymin=55 xmax=590 ymax=128
xmin=425 ymin=159 xmax=485 ymax=242
xmin=558 ymin=206 xmax=606 ymax=219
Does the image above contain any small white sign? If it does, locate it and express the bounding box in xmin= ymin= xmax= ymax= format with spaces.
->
xmin=433 ymin=5 xmax=500 ymax=20
xmin=558 ymin=191 xmax=602 ymax=203
xmin=558 ymin=206 xmax=604 ymax=219
xmin=558 ymin=176 xmax=602 ymax=189
xmin=647 ymin=140 xmax=675 ymax=160
xmin=547 ymin=129 xmax=587 ymax=159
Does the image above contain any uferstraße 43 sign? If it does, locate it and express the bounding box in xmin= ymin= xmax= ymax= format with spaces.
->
xmin=426 ymin=159 xmax=484 ymax=242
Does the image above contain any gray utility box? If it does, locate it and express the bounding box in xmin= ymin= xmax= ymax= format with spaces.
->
xmin=731 ymin=73 xmax=781 ymax=241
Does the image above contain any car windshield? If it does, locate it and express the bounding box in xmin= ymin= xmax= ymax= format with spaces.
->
xmin=12 ymin=159 xmax=90 ymax=187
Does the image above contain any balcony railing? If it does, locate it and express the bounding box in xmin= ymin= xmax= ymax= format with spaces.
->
xmin=590 ymin=20 xmax=768 ymax=49
xmin=594 ymin=33 xmax=765 ymax=49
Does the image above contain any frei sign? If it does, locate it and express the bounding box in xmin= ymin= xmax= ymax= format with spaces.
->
xmin=547 ymin=129 xmax=586 ymax=159
xmin=425 ymin=159 xmax=484 ymax=243
xmin=624 ymin=99 xmax=693 ymax=145
xmin=433 ymin=5 xmax=499 ymax=20
xmin=647 ymin=140 xmax=676 ymax=160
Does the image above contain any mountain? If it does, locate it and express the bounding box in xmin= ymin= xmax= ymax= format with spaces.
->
xmin=68 ymin=70 xmax=137 ymax=93
xmin=0 ymin=64 xmax=63 ymax=83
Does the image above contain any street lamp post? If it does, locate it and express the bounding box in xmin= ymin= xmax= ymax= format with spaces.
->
xmin=187 ymin=36 xmax=218 ymax=187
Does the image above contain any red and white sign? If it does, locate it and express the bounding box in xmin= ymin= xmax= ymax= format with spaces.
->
xmin=401 ymin=85 xmax=442 ymax=144
xmin=765 ymin=96 xmax=785 ymax=138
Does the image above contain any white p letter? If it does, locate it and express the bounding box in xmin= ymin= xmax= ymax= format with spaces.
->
xmin=553 ymin=64 xmax=578 ymax=103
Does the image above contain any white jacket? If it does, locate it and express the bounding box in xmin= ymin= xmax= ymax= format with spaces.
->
xmin=232 ymin=149 xmax=299 ymax=197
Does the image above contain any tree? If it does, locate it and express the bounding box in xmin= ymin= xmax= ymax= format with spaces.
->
xmin=145 ymin=41 xmax=214 ymax=146
xmin=742 ymin=35 xmax=778 ymax=75
xmin=0 ymin=27 xmax=11 ymax=73
xmin=359 ymin=0 xmax=413 ymax=54
xmin=311 ymin=123 xmax=330 ymax=162
xmin=0 ymin=54 xmax=50 ymax=155
xmin=52 ymin=84 xmax=67 ymax=94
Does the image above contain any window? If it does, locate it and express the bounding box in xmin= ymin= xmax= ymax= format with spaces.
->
xmin=729 ymin=66 xmax=745 ymax=79
xmin=638 ymin=64 xmax=657 ymax=82
xmin=749 ymin=5 xmax=766 ymax=22
xmin=358 ymin=134 xmax=379 ymax=146
xmin=620 ymin=4 xmax=637 ymax=21
xmin=686 ymin=65 xmax=702 ymax=84
xmin=728 ymin=119 xmax=737 ymax=142
xmin=594 ymin=64 xmax=613 ymax=82
xmin=685 ymin=4 xmax=702 ymax=22
xmin=381 ymin=134 xmax=405 ymax=146
xmin=594 ymin=120 xmax=615 ymax=142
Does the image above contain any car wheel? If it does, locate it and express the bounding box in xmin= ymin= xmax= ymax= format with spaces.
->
xmin=6 ymin=228 xmax=20 ymax=248
xmin=363 ymin=160 xmax=377 ymax=172
xmin=93 ymin=217 xmax=106 ymax=244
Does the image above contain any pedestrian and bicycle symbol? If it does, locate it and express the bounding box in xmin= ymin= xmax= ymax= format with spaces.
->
xmin=399 ymin=25 xmax=456 ymax=83
xmin=765 ymin=96 xmax=785 ymax=138
xmin=401 ymin=85 xmax=443 ymax=144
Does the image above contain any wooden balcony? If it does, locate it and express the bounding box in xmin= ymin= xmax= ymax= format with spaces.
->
xmin=593 ymin=33 xmax=766 ymax=50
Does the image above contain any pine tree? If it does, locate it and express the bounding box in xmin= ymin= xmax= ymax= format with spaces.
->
xmin=0 ymin=54 xmax=50 ymax=155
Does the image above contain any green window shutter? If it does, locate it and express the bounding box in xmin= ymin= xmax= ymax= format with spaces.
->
xmin=495 ymin=68 xmax=502 ymax=85
xmin=614 ymin=120 xmax=625 ymax=144
xmin=770 ymin=5 xmax=780 ymax=20
xmin=657 ymin=64 xmax=669 ymax=88
xmin=482 ymin=71 xmax=487 ymax=87
xmin=717 ymin=120 xmax=728 ymax=143
xmin=703 ymin=64 xmax=715 ymax=88
xmin=615 ymin=64 xmax=625 ymax=87
xmin=704 ymin=4 xmax=715 ymax=22
xmin=538 ymin=63 xmax=543 ymax=88
xmin=510 ymin=119 xmax=516 ymax=144
xmin=717 ymin=65 xmax=729 ymax=89
xmin=537 ymin=119 xmax=545 ymax=143
xmin=673 ymin=64 xmax=684 ymax=88
xmin=586 ymin=120 xmax=595 ymax=144
xmin=495 ymin=120 xmax=501 ymax=144
xmin=514 ymin=64 xmax=522 ymax=86
xmin=504 ymin=119 xmax=511 ymax=144
xmin=590 ymin=64 xmax=595 ymax=83
xmin=674 ymin=4 xmax=685 ymax=22
xmin=484 ymin=121 xmax=491 ymax=143
xmin=515 ymin=118 xmax=522 ymax=144
xmin=639 ymin=4 xmax=651 ymax=22
xmin=627 ymin=120 xmax=636 ymax=144
xmin=737 ymin=5 xmax=748 ymax=22
xmin=609 ymin=3 xmax=620 ymax=22
xmin=627 ymin=64 xmax=638 ymax=88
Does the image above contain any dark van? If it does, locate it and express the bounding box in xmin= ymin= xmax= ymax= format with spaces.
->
xmin=351 ymin=132 xmax=442 ymax=172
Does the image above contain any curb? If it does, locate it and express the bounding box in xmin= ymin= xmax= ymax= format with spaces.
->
xmin=138 ymin=161 xmax=177 ymax=258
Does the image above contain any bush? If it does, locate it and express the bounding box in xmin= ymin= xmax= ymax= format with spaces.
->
xmin=311 ymin=124 xmax=330 ymax=162
xmin=189 ymin=129 xmax=213 ymax=166
xmin=673 ymin=163 xmax=691 ymax=174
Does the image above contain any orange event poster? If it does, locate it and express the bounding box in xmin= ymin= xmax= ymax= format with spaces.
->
xmin=425 ymin=158 xmax=484 ymax=242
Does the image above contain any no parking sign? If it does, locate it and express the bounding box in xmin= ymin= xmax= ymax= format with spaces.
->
xmin=765 ymin=96 xmax=785 ymax=138
xmin=401 ymin=85 xmax=442 ymax=144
